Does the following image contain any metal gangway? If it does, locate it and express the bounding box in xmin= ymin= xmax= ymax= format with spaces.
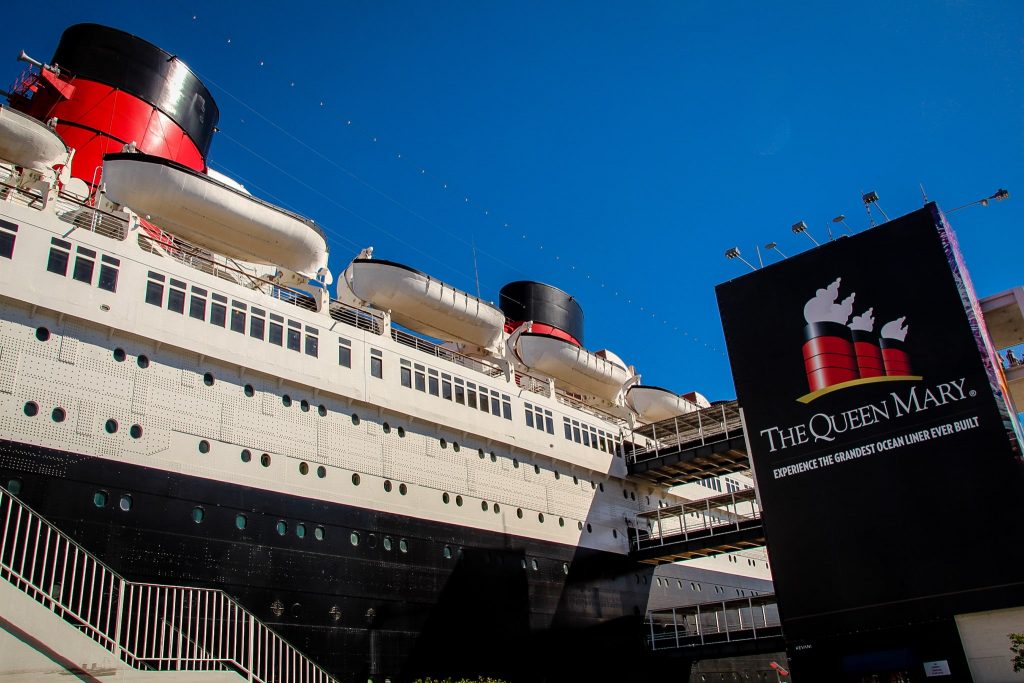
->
xmin=627 ymin=401 xmax=750 ymax=487
xmin=0 ymin=486 xmax=339 ymax=682
xmin=646 ymin=593 xmax=783 ymax=653
xmin=629 ymin=488 xmax=765 ymax=564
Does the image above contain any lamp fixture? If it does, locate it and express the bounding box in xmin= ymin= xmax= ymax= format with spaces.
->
xmin=724 ymin=247 xmax=757 ymax=271
xmin=791 ymin=221 xmax=820 ymax=246
xmin=765 ymin=241 xmax=787 ymax=259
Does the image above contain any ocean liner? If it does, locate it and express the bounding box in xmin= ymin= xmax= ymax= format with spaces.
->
xmin=0 ymin=24 xmax=772 ymax=682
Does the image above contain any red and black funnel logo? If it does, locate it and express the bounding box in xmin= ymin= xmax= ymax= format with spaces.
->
xmin=800 ymin=277 xmax=921 ymax=403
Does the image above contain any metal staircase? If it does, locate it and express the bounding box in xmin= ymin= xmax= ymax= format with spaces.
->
xmin=0 ymin=485 xmax=339 ymax=683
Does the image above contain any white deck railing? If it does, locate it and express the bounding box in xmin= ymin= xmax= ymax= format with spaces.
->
xmin=0 ymin=486 xmax=339 ymax=682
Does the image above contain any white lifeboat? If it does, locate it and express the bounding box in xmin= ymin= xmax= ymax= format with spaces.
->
xmin=0 ymin=105 xmax=69 ymax=172
xmin=514 ymin=331 xmax=634 ymax=403
xmin=627 ymin=385 xmax=702 ymax=423
xmin=101 ymin=152 xmax=328 ymax=279
xmin=344 ymin=258 xmax=505 ymax=352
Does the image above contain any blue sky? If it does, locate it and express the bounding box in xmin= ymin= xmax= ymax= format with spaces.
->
xmin=6 ymin=1 xmax=1022 ymax=400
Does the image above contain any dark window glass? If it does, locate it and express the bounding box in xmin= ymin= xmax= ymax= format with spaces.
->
xmin=250 ymin=315 xmax=265 ymax=340
xmin=370 ymin=355 xmax=383 ymax=379
xmin=211 ymin=292 xmax=226 ymax=302
xmin=582 ymin=429 xmax=591 ymax=447
xmin=47 ymin=247 xmax=69 ymax=276
xmin=428 ymin=373 xmax=439 ymax=396
xmin=467 ymin=384 xmax=477 ymax=409
xmin=167 ymin=287 xmax=186 ymax=314
xmin=98 ymin=264 xmax=119 ymax=292
xmin=401 ymin=366 xmax=412 ymax=387
xmin=454 ymin=380 xmax=465 ymax=405
xmin=491 ymin=392 xmax=501 ymax=417
xmin=503 ymin=400 xmax=512 ymax=421
xmin=564 ymin=419 xmax=573 ymax=440
xmin=72 ymin=253 xmax=94 ymax=283
xmin=415 ymin=368 xmax=425 ymax=392
xmin=305 ymin=335 xmax=318 ymax=357
xmin=339 ymin=343 xmax=351 ymax=367
xmin=287 ymin=327 xmax=301 ymax=351
xmin=442 ymin=376 xmax=452 ymax=400
xmin=230 ymin=308 xmax=246 ymax=333
xmin=479 ymin=391 xmax=489 ymax=413
xmin=269 ymin=321 xmax=283 ymax=345
xmin=0 ymin=220 xmax=17 ymax=259
xmin=189 ymin=294 xmax=206 ymax=319
xmin=210 ymin=302 xmax=226 ymax=326
xmin=525 ymin=410 xmax=534 ymax=428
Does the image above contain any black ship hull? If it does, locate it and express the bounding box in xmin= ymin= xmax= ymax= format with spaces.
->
xmin=0 ymin=438 xmax=667 ymax=682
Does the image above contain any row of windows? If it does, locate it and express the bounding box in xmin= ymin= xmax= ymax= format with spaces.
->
xmin=47 ymin=237 xmax=120 ymax=292
xmin=400 ymin=359 xmax=512 ymax=420
xmin=523 ymin=402 xmax=555 ymax=435
xmin=145 ymin=271 xmax=320 ymax=357
xmin=563 ymin=416 xmax=621 ymax=455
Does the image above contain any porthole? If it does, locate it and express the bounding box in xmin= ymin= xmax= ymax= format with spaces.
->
xmin=562 ymin=563 xmax=569 ymax=575
xmin=442 ymin=492 xmax=450 ymax=504
xmin=260 ymin=453 xmax=271 ymax=467
xmin=299 ymin=462 xmax=309 ymax=475
xmin=35 ymin=327 xmax=50 ymax=342
xmin=439 ymin=438 xmax=447 ymax=449
xmin=577 ymin=521 xmax=583 ymax=531
xmin=443 ymin=545 xmax=452 ymax=559
xmin=559 ymin=517 xmax=565 ymax=527
xmin=296 ymin=523 xmax=306 ymax=539
xmin=520 ymin=559 xmax=527 ymax=569
xmin=397 ymin=426 xmax=405 ymax=438
xmin=455 ymin=495 xmax=463 ymax=507
xmin=478 ymin=449 xmax=485 ymax=459
xmin=538 ymin=512 xmax=545 ymax=523
xmin=531 ymin=559 xmax=539 ymax=571
xmin=622 ymin=490 xmax=628 ymax=499
xmin=452 ymin=442 xmax=460 ymax=452
xmin=350 ymin=531 xmax=360 ymax=547
xmin=300 ymin=399 xmax=310 ymax=412
xmin=384 ymin=480 xmax=393 ymax=493
xmin=513 ymin=459 xmax=519 ymax=468
xmin=23 ymin=401 xmax=38 ymax=417
xmin=367 ymin=534 xmax=378 ymax=549
xmin=317 ymin=404 xmax=327 ymax=417
xmin=516 ymin=508 xmax=523 ymax=519
xmin=351 ymin=414 xmax=360 ymax=426
xmin=493 ymin=503 xmax=500 ymax=514
xmin=613 ymin=529 xmax=619 ymax=539
xmin=51 ymin=407 xmax=66 ymax=423
xmin=534 ymin=464 xmax=541 ymax=474
xmin=235 ymin=514 xmax=247 ymax=530
xmin=591 ymin=481 xmax=596 ymax=490
xmin=317 ymin=466 xmax=326 ymax=479
xmin=130 ymin=424 xmax=142 ymax=439
xmin=93 ymin=491 xmax=108 ymax=508
xmin=481 ymin=501 xmax=488 ymax=511
xmin=192 ymin=506 xmax=205 ymax=523
xmin=383 ymin=536 xmax=393 ymax=551
xmin=276 ymin=520 xmax=287 ymax=535
xmin=587 ymin=523 xmax=592 ymax=533
xmin=399 ymin=483 xmax=407 ymax=495
xmin=573 ymin=475 xmax=579 ymax=485
xmin=555 ymin=471 xmax=561 ymax=480
xmin=314 ymin=526 xmax=325 ymax=541
xmin=490 ymin=452 xmax=496 ymax=462
xmin=241 ymin=449 xmax=252 ymax=463
xmin=351 ymin=473 xmax=361 ymax=486
xmin=119 ymin=495 xmax=132 ymax=512
xmin=7 ymin=479 xmax=22 ymax=495
xmin=630 ymin=491 xmax=636 ymax=501
xmin=382 ymin=422 xmax=391 ymax=434
xmin=244 ymin=384 xmax=255 ymax=397
xmin=282 ymin=394 xmax=292 ymax=407
xmin=599 ymin=483 xmax=605 ymax=492
xmin=113 ymin=348 xmax=126 ymax=362
xmin=105 ymin=419 xmax=118 ymax=434
xmin=203 ymin=372 xmax=214 ymax=386
xmin=137 ymin=355 xmax=149 ymax=369
xmin=399 ymin=539 xmax=408 ymax=553
xmin=198 ymin=440 xmax=210 ymax=454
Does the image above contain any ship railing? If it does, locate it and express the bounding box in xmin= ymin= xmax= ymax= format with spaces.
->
xmin=0 ymin=170 xmax=129 ymax=241
xmin=627 ymin=400 xmax=744 ymax=463
xmin=515 ymin=370 xmax=552 ymax=398
xmin=632 ymin=488 xmax=761 ymax=551
xmin=645 ymin=594 xmax=780 ymax=651
xmin=328 ymin=299 xmax=384 ymax=335
xmin=555 ymin=390 xmax=627 ymax=426
xmin=391 ymin=327 xmax=505 ymax=377
xmin=0 ymin=486 xmax=340 ymax=682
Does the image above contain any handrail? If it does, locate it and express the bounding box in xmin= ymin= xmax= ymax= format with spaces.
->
xmin=627 ymin=400 xmax=744 ymax=463
xmin=632 ymin=489 xmax=762 ymax=551
xmin=645 ymin=594 xmax=780 ymax=650
xmin=0 ymin=486 xmax=339 ymax=682
xmin=391 ymin=327 xmax=505 ymax=378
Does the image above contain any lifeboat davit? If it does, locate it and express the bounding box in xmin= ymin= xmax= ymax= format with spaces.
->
xmin=0 ymin=105 xmax=69 ymax=173
xmin=627 ymin=385 xmax=702 ymax=422
xmin=514 ymin=331 xmax=634 ymax=403
xmin=344 ymin=258 xmax=505 ymax=351
xmin=102 ymin=152 xmax=329 ymax=278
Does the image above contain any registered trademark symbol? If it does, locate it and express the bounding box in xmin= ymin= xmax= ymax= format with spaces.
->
xmin=969 ymin=390 xmax=977 ymax=397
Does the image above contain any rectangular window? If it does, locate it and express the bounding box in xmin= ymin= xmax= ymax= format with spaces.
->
xmin=428 ymin=369 xmax=439 ymax=396
xmin=598 ymin=432 xmax=607 ymax=453
xmin=400 ymin=359 xmax=412 ymax=387
xmin=145 ymin=271 xmax=165 ymax=306
xmin=286 ymin=321 xmax=301 ymax=351
xmin=370 ymin=348 xmax=383 ymax=379
xmin=581 ymin=427 xmax=591 ymax=448
xmin=590 ymin=427 xmax=600 ymax=449
xmin=502 ymin=395 xmax=512 ymax=421
xmin=230 ymin=302 xmax=246 ymax=333
xmin=339 ymin=338 xmax=352 ymax=367
xmin=97 ymin=254 xmax=120 ymax=292
xmin=467 ymin=383 xmax=478 ymax=409
xmin=544 ymin=410 xmax=554 ymax=434
xmin=47 ymin=238 xmax=71 ymax=276
xmin=564 ymin=418 xmax=573 ymax=440
xmin=189 ymin=286 xmax=207 ymax=320
xmin=304 ymin=326 xmax=319 ymax=357
xmin=0 ymin=219 xmax=17 ymax=259
xmin=525 ymin=405 xmax=535 ymax=428
xmin=269 ymin=318 xmax=283 ymax=345
xmin=414 ymin=364 xmax=426 ymax=392
xmin=572 ymin=421 xmax=582 ymax=444
xmin=491 ymin=390 xmax=502 ymax=417
xmin=478 ymin=389 xmax=489 ymax=414
xmin=454 ymin=378 xmax=465 ymax=405
xmin=167 ymin=279 xmax=186 ymax=314
xmin=441 ymin=374 xmax=453 ymax=400
xmin=249 ymin=308 xmax=266 ymax=340
xmin=72 ymin=246 xmax=96 ymax=284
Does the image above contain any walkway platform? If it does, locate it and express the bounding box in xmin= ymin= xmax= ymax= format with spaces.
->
xmin=645 ymin=594 xmax=784 ymax=659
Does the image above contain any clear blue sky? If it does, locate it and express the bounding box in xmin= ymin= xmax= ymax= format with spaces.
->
xmin=6 ymin=1 xmax=1023 ymax=401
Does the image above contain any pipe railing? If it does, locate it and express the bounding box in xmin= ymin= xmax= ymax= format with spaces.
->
xmin=645 ymin=594 xmax=780 ymax=650
xmin=0 ymin=486 xmax=338 ymax=682
xmin=627 ymin=400 xmax=744 ymax=463
xmin=633 ymin=489 xmax=761 ymax=550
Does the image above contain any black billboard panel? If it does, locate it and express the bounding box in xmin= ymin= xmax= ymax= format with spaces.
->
xmin=716 ymin=204 xmax=1024 ymax=642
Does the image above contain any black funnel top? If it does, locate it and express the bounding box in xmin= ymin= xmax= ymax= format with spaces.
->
xmin=499 ymin=281 xmax=584 ymax=345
